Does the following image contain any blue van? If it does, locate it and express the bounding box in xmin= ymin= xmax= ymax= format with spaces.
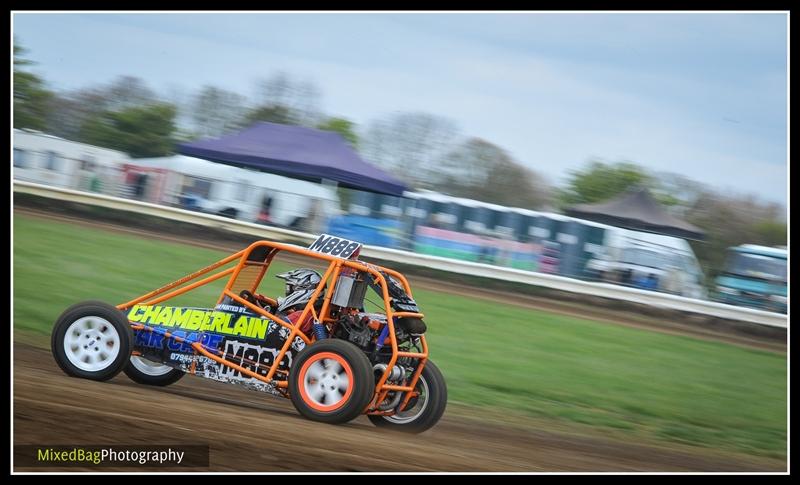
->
xmin=714 ymin=245 xmax=787 ymax=313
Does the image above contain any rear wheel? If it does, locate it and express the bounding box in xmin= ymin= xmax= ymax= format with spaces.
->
xmin=124 ymin=356 xmax=185 ymax=386
xmin=51 ymin=301 xmax=133 ymax=381
xmin=289 ymin=340 xmax=374 ymax=424
xmin=368 ymin=360 xmax=447 ymax=433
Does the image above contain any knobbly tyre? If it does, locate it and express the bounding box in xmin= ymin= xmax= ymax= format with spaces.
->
xmin=51 ymin=234 xmax=447 ymax=432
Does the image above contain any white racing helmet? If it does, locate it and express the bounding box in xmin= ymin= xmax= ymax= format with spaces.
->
xmin=275 ymin=268 xmax=324 ymax=312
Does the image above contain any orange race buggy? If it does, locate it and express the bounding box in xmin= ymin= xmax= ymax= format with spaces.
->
xmin=51 ymin=234 xmax=447 ymax=433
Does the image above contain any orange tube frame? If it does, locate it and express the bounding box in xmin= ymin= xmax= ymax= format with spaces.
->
xmin=116 ymin=240 xmax=429 ymax=415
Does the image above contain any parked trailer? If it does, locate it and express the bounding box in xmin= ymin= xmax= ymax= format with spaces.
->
xmin=12 ymin=130 xmax=341 ymax=232
xmin=127 ymin=155 xmax=341 ymax=230
xmin=13 ymin=129 xmax=129 ymax=196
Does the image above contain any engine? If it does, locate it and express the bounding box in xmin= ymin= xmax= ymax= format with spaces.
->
xmin=332 ymin=313 xmax=384 ymax=349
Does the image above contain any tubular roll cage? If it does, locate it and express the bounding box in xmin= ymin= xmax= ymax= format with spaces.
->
xmin=116 ymin=240 xmax=429 ymax=415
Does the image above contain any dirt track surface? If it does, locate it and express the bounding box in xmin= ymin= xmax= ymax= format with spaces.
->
xmin=13 ymin=208 xmax=786 ymax=353
xmin=13 ymin=344 xmax=784 ymax=472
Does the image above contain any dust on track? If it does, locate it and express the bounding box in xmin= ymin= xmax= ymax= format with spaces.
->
xmin=13 ymin=344 xmax=784 ymax=472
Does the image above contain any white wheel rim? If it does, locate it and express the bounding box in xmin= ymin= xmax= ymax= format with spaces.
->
xmin=304 ymin=358 xmax=351 ymax=407
xmin=130 ymin=355 xmax=174 ymax=376
xmin=63 ymin=316 xmax=121 ymax=372
xmin=385 ymin=374 xmax=430 ymax=424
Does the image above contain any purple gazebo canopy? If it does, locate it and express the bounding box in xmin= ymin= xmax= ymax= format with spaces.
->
xmin=177 ymin=122 xmax=407 ymax=196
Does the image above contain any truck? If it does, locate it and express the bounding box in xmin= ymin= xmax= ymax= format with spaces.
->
xmin=714 ymin=245 xmax=787 ymax=313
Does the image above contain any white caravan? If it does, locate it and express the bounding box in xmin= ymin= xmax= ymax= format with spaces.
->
xmin=13 ymin=128 xmax=130 ymax=195
xmin=127 ymin=155 xmax=340 ymax=230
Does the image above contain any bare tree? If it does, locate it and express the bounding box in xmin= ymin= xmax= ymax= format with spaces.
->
xmin=360 ymin=112 xmax=461 ymax=188
xmin=256 ymin=71 xmax=292 ymax=106
xmin=651 ymin=171 xmax=709 ymax=217
xmin=191 ymin=85 xmax=247 ymax=137
xmin=684 ymin=189 xmax=786 ymax=283
xmin=438 ymin=138 xmax=502 ymax=185
xmin=44 ymin=88 xmax=111 ymax=140
xmin=294 ymin=80 xmax=322 ymax=126
xmin=104 ymin=75 xmax=157 ymax=111
xmin=253 ymin=72 xmax=322 ymax=126
xmin=436 ymin=138 xmax=551 ymax=209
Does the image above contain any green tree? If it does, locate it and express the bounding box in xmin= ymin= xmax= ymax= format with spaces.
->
xmin=751 ymin=220 xmax=787 ymax=247
xmin=559 ymin=161 xmax=651 ymax=207
xmin=243 ymin=104 xmax=298 ymax=126
xmin=317 ymin=117 xmax=358 ymax=147
xmin=80 ymin=103 xmax=177 ymax=158
xmin=13 ymin=40 xmax=53 ymax=131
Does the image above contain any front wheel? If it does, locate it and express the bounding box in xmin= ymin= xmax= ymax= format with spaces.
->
xmin=368 ymin=360 xmax=447 ymax=433
xmin=51 ymin=300 xmax=133 ymax=381
xmin=288 ymin=339 xmax=375 ymax=424
xmin=123 ymin=356 xmax=185 ymax=386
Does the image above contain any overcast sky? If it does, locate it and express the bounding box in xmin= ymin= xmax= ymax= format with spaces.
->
xmin=12 ymin=12 xmax=789 ymax=207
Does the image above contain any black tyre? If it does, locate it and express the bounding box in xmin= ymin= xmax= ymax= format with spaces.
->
xmin=288 ymin=339 xmax=375 ymax=424
xmin=368 ymin=360 xmax=447 ymax=433
xmin=51 ymin=300 xmax=133 ymax=381
xmin=123 ymin=356 xmax=185 ymax=386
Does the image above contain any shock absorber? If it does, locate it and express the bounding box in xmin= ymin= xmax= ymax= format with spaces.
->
xmin=313 ymin=320 xmax=328 ymax=340
xmin=370 ymin=323 xmax=390 ymax=361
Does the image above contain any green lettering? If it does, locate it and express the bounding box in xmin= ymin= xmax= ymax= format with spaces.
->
xmin=222 ymin=314 xmax=237 ymax=334
xmin=248 ymin=317 xmax=269 ymax=340
xmin=169 ymin=308 xmax=191 ymax=328
xmin=233 ymin=316 xmax=249 ymax=336
xmin=208 ymin=312 xmax=227 ymax=333
xmin=186 ymin=310 xmax=204 ymax=331
xmin=155 ymin=307 xmax=172 ymax=326
xmin=127 ymin=305 xmax=143 ymax=322
xmin=141 ymin=305 xmax=161 ymax=323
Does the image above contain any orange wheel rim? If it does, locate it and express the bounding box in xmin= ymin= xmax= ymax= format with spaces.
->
xmin=298 ymin=352 xmax=355 ymax=412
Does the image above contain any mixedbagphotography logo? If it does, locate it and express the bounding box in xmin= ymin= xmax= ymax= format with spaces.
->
xmin=14 ymin=445 xmax=210 ymax=468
